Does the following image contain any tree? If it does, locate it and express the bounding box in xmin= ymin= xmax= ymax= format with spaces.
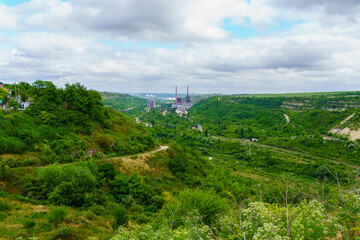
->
xmin=112 ymin=205 xmax=128 ymax=229
xmin=98 ymin=162 xmax=117 ymax=180
xmin=240 ymin=128 xmax=244 ymax=138
xmin=7 ymin=100 xmax=20 ymax=111
xmin=0 ymin=87 xmax=9 ymax=106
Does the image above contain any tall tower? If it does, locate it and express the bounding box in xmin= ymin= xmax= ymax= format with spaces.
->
xmin=186 ymin=86 xmax=191 ymax=104
xmin=175 ymin=85 xmax=178 ymax=105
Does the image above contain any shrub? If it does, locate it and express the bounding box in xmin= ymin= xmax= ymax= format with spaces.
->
xmin=0 ymin=200 xmax=11 ymax=211
xmin=56 ymin=226 xmax=72 ymax=239
xmin=88 ymin=205 xmax=106 ymax=216
xmin=166 ymin=189 xmax=226 ymax=227
xmin=5 ymin=157 xmax=22 ymax=168
xmin=23 ymin=220 xmax=36 ymax=232
xmin=85 ymin=210 xmax=96 ymax=220
xmin=22 ymin=157 xmax=41 ymax=167
xmin=35 ymin=222 xmax=52 ymax=233
xmin=98 ymin=162 xmax=116 ymax=180
xmin=43 ymin=163 xmax=98 ymax=207
xmin=112 ymin=205 xmax=128 ymax=229
xmin=47 ymin=206 xmax=68 ymax=227
xmin=151 ymin=195 xmax=165 ymax=209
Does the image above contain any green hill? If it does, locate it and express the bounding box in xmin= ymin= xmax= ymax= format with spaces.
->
xmin=0 ymin=81 xmax=157 ymax=165
xmin=101 ymin=92 xmax=147 ymax=112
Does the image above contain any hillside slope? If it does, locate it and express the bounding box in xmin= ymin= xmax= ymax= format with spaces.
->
xmin=101 ymin=92 xmax=146 ymax=112
xmin=0 ymin=81 xmax=157 ymax=166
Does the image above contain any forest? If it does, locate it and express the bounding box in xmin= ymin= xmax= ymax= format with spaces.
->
xmin=0 ymin=84 xmax=359 ymax=239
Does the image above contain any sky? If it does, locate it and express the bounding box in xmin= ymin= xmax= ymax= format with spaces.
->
xmin=0 ymin=0 xmax=359 ymax=94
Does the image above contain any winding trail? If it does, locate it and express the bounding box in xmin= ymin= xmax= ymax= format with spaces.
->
xmin=36 ymin=145 xmax=169 ymax=169
xmin=101 ymin=145 xmax=169 ymax=172
xmin=284 ymin=114 xmax=295 ymax=128
xmin=139 ymin=145 xmax=169 ymax=156
xmin=284 ymin=114 xmax=290 ymax=123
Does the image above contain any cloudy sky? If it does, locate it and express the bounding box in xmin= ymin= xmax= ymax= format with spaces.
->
xmin=0 ymin=0 xmax=359 ymax=94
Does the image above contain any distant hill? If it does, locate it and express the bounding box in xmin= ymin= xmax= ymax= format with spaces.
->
xmin=190 ymin=94 xmax=360 ymax=165
xmin=191 ymin=93 xmax=360 ymax=137
xmin=101 ymin=92 xmax=147 ymax=112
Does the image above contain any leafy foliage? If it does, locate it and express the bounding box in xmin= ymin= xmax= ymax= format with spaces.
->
xmin=0 ymin=80 xmax=157 ymax=162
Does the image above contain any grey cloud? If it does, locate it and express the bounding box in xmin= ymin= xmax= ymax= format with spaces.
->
xmin=1 ymin=0 xmax=360 ymax=94
xmin=23 ymin=0 xmax=226 ymax=42
xmin=71 ymin=0 xmax=179 ymax=37
xmin=277 ymin=0 xmax=360 ymax=17
xmin=3 ymin=31 xmax=359 ymax=94
xmin=206 ymin=39 xmax=331 ymax=73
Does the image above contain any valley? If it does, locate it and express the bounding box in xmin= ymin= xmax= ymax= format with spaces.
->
xmin=0 ymin=83 xmax=359 ymax=239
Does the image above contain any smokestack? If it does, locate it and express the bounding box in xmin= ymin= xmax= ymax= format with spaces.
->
xmin=193 ymin=92 xmax=194 ymax=105
xmin=187 ymin=86 xmax=189 ymax=97
xmin=175 ymin=85 xmax=177 ymax=105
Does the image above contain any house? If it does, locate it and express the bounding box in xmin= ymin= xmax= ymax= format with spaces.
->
xmin=19 ymin=101 xmax=32 ymax=110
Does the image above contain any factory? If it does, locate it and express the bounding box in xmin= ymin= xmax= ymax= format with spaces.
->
xmin=146 ymin=94 xmax=157 ymax=109
xmin=172 ymin=86 xmax=195 ymax=112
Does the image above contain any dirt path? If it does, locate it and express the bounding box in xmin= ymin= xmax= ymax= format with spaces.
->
xmin=340 ymin=113 xmax=356 ymax=126
xmin=102 ymin=145 xmax=169 ymax=161
xmin=284 ymin=114 xmax=295 ymax=128
xmin=214 ymin=136 xmax=360 ymax=169
xmin=284 ymin=114 xmax=290 ymax=123
xmin=37 ymin=145 xmax=169 ymax=169
xmin=141 ymin=145 xmax=169 ymax=155
xmin=102 ymin=145 xmax=169 ymax=173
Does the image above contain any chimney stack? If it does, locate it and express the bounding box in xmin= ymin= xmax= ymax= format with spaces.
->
xmin=175 ymin=85 xmax=178 ymax=105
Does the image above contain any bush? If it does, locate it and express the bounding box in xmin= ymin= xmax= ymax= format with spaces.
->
xmin=112 ymin=205 xmax=128 ymax=229
xmin=151 ymin=195 xmax=165 ymax=209
xmin=35 ymin=222 xmax=52 ymax=233
xmin=88 ymin=205 xmax=106 ymax=216
xmin=23 ymin=220 xmax=36 ymax=232
xmin=47 ymin=206 xmax=68 ymax=227
xmin=22 ymin=157 xmax=41 ymax=167
xmin=0 ymin=200 xmax=12 ymax=211
xmin=166 ymin=189 xmax=226 ymax=226
xmin=5 ymin=157 xmax=22 ymax=168
xmin=43 ymin=163 xmax=98 ymax=207
xmin=98 ymin=162 xmax=116 ymax=180
xmin=55 ymin=226 xmax=72 ymax=239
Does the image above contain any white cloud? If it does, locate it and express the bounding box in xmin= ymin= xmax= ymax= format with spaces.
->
xmin=0 ymin=4 xmax=20 ymax=30
xmin=2 ymin=25 xmax=359 ymax=93
xmin=0 ymin=0 xmax=359 ymax=93
xmin=12 ymin=0 xmax=277 ymax=42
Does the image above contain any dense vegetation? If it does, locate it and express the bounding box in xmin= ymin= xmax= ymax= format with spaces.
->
xmin=101 ymin=92 xmax=147 ymax=112
xmin=1 ymin=86 xmax=359 ymax=239
xmin=0 ymin=81 xmax=157 ymax=165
